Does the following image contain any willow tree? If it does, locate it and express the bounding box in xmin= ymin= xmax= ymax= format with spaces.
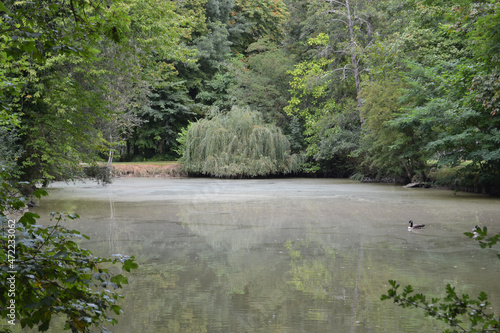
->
xmin=181 ymin=107 xmax=302 ymax=177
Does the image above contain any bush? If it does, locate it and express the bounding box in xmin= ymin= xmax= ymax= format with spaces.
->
xmin=0 ymin=169 xmax=137 ymax=332
xmin=180 ymin=107 xmax=302 ymax=178
xmin=83 ymin=165 xmax=112 ymax=185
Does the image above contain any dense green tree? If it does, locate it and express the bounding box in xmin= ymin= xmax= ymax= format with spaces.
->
xmin=16 ymin=56 xmax=113 ymax=182
xmin=357 ymin=0 xmax=499 ymax=190
xmin=284 ymin=34 xmax=360 ymax=175
xmin=196 ymin=61 xmax=236 ymax=113
xmin=175 ymin=0 xmax=288 ymax=111
xmin=281 ymin=0 xmax=387 ymax=176
xmin=2 ymin=0 xmax=499 ymax=189
xmin=288 ymin=0 xmax=379 ymax=118
xmin=126 ymin=78 xmax=195 ymax=160
xmin=358 ymin=77 xmax=408 ymax=180
xmin=0 ymin=0 xmax=113 ymax=174
xmin=230 ymin=0 xmax=289 ymax=52
xmin=0 ymin=0 xmax=129 ymax=180
xmin=180 ymin=107 xmax=301 ymax=177
xmin=229 ymin=39 xmax=296 ymax=126
xmin=0 ymin=0 xmax=129 ymax=113
xmin=393 ymin=1 xmax=497 ymax=189
xmin=1 ymin=0 xmax=193 ymax=181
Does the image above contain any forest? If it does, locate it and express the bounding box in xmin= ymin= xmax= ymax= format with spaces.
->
xmin=0 ymin=0 xmax=499 ymax=193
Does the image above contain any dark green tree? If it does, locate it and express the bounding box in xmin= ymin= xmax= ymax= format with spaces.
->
xmin=284 ymin=34 xmax=360 ymax=175
xmin=357 ymin=0 xmax=500 ymax=190
xmin=229 ymin=39 xmax=296 ymax=127
xmin=127 ymin=79 xmax=195 ymax=160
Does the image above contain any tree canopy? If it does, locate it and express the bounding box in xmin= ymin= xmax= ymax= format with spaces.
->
xmin=0 ymin=0 xmax=499 ymax=192
xmin=180 ymin=107 xmax=301 ymax=177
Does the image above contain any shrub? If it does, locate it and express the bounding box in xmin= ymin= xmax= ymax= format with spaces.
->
xmin=0 ymin=169 xmax=137 ymax=332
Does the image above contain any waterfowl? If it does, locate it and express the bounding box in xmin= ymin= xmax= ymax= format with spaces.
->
xmin=408 ymin=220 xmax=425 ymax=231
xmin=472 ymin=225 xmax=480 ymax=238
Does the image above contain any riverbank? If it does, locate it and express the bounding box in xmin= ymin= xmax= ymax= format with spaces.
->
xmin=108 ymin=162 xmax=498 ymax=195
xmin=112 ymin=162 xmax=185 ymax=178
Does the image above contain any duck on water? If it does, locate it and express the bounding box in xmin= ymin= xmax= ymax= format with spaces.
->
xmin=408 ymin=220 xmax=425 ymax=231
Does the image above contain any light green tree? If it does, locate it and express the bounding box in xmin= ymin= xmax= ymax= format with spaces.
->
xmin=180 ymin=107 xmax=302 ymax=177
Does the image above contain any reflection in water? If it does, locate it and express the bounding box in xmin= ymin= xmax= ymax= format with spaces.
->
xmin=28 ymin=178 xmax=500 ymax=333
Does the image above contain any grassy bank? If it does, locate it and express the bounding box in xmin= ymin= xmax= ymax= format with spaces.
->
xmin=111 ymin=161 xmax=185 ymax=178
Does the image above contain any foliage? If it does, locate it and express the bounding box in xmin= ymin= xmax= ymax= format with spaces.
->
xmin=1 ymin=0 xmax=194 ymax=182
xmin=127 ymin=79 xmax=195 ymax=160
xmin=353 ymin=0 xmax=500 ymax=190
xmin=0 ymin=127 xmax=22 ymax=176
xmin=14 ymin=56 xmax=113 ymax=182
xmin=0 ymin=0 xmax=124 ymax=182
xmin=0 ymin=0 xmax=129 ymax=114
xmin=230 ymin=0 xmax=289 ymax=52
xmin=316 ymin=0 xmax=376 ymax=111
xmin=464 ymin=226 xmax=500 ymax=259
xmin=181 ymin=107 xmax=302 ymax=177
xmin=358 ymin=77 xmax=409 ymax=180
xmin=196 ymin=61 xmax=236 ymax=113
xmin=105 ymin=0 xmax=197 ymax=162
xmin=2 ymin=0 xmax=500 ymax=190
xmin=382 ymin=281 xmax=499 ymax=332
xmin=228 ymin=39 xmax=296 ymax=126
xmin=382 ymin=226 xmax=500 ymax=332
xmin=0 ymin=170 xmax=138 ymax=332
xmin=284 ymin=48 xmax=360 ymax=175
xmin=124 ymin=0 xmax=194 ymax=63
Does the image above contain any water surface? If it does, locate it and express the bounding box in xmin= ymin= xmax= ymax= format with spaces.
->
xmin=31 ymin=178 xmax=500 ymax=332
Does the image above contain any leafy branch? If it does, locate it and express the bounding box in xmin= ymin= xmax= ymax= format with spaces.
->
xmin=381 ymin=280 xmax=498 ymax=332
xmin=464 ymin=226 xmax=500 ymax=259
xmin=0 ymin=170 xmax=138 ymax=333
xmin=381 ymin=226 xmax=500 ymax=333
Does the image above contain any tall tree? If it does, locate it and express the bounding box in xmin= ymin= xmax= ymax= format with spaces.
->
xmin=359 ymin=0 xmax=500 ymax=190
xmin=180 ymin=106 xmax=302 ymax=177
xmin=0 ymin=0 xmax=131 ymax=181
xmin=229 ymin=39 xmax=296 ymax=126
xmin=1 ymin=0 xmax=194 ymax=181
xmin=117 ymin=0 xmax=197 ymax=161
xmin=323 ymin=0 xmax=372 ymax=112
xmin=284 ymin=34 xmax=360 ymax=175
xmin=298 ymin=0 xmax=377 ymax=122
xmin=0 ymin=0 xmax=129 ymax=133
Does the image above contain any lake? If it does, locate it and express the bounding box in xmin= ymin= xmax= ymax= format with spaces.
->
xmin=29 ymin=178 xmax=500 ymax=332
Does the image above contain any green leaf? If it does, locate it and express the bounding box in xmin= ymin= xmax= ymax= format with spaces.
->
xmin=54 ymin=251 xmax=69 ymax=258
xmin=122 ymin=259 xmax=138 ymax=272
xmin=19 ymin=212 xmax=40 ymax=225
xmin=65 ymin=274 xmax=78 ymax=284
xmin=0 ymin=2 xmax=11 ymax=13
xmin=38 ymin=319 xmax=50 ymax=332
xmin=110 ymin=305 xmax=122 ymax=315
xmin=110 ymin=274 xmax=129 ymax=286
xmin=33 ymin=188 xmax=48 ymax=199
